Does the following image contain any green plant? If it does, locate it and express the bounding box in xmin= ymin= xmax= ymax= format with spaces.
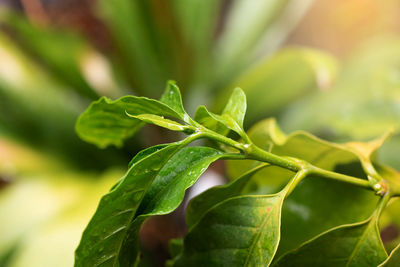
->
xmin=0 ymin=2 xmax=335 ymax=265
xmin=74 ymin=81 xmax=400 ymax=266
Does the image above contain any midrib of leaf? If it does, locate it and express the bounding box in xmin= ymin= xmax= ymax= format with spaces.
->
xmin=346 ymin=220 xmax=375 ymax=266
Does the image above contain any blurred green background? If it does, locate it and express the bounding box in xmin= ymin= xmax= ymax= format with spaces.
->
xmin=1 ymin=0 xmax=400 ymax=266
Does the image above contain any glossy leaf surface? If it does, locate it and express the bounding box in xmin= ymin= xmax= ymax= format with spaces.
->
xmin=228 ymin=119 xmax=380 ymax=256
xmin=186 ymin=164 xmax=269 ymax=229
xmin=274 ymin=217 xmax=387 ymax=267
xmin=75 ymin=144 xmax=224 ymax=266
xmin=174 ymin=193 xmax=285 ymax=266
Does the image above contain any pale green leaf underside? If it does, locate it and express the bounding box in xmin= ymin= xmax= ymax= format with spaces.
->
xmin=194 ymin=104 xmax=246 ymax=139
xmin=127 ymin=114 xmax=190 ymax=132
xmin=75 ymin=95 xmax=183 ymax=148
xmin=222 ymin=87 xmax=247 ymax=128
xmin=160 ymin=81 xmax=189 ymax=122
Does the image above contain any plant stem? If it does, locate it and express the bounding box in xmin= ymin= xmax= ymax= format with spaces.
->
xmin=309 ymin=166 xmax=371 ymax=190
xmin=201 ymin=129 xmax=374 ymax=192
xmin=246 ymin=144 xmax=302 ymax=172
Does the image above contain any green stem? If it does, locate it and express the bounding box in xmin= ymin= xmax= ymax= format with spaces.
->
xmin=246 ymin=144 xmax=302 ymax=172
xmin=282 ymin=169 xmax=309 ymax=197
xmin=309 ymin=166 xmax=372 ymax=190
xmin=200 ymin=129 xmax=374 ymax=192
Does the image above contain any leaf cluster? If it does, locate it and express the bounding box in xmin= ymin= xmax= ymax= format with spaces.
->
xmin=75 ymin=82 xmax=400 ymax=266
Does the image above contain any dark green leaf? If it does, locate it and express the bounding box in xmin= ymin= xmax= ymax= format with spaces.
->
xmin=169 ymin=238 xmax=184 ymax=259
xmin=128 ymin=144 xmax=169 ymax=168
xmin=75 ymin=143 xmax=225 ymax=266
xmin=379 ymin=243 xmax=400 ymax=267
xmin=273 ymin=217 xmax=387 ymax=267
xmin=227 ymin=120 xmax=380 ymax=256
xmin=174 ymin=193 xmax=285 ymax=266
xmin=75 ymin=95 xmax=183 ymax=148
xmin=186 ymin=163 xmax=269 ymax=229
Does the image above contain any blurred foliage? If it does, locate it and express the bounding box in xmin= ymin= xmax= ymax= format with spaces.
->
xmin=280 ymin=35 xmax=400 ymax=169
xmin=0 ymin=0 xmax=399 ymax=266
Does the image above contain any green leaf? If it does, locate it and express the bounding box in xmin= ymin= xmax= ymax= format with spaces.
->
xmin=379 ymin=243 xmax=400 ymax=267
xmin=194 ymin=105 xmax=230 ymax=136
xmin=75 ymin=95 xmax=183 ymax=148
xmin=173 ymin=193 xmax=285 ymax=266
xmin=160 ymin=81 xmax=190 ymax=123
xmin=75 ymin=142 xmax=226 ymax=266
xmin=194 ymin=88 xmax=248 ymax=140
xmin=273 ymin=216 xmax=387 ymax=266
xmin=128 ymin=144 xmax=169 ymax=168
xmin=227 ymin=120 xmax=380 ymax=256
xmin=186 ymin=163 xmax=269 ymax=229
xmin=222 ymin=87 xmax=247 ymax=129
xmin=168 ymin=238 xmax=184 ymax=259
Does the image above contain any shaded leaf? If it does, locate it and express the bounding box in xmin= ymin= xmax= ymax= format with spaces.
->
xmin=379 ymin=242 xmax=400 ymax=267
xmin=194 ymin=105 xmax=230 ymax=136
xmin=186 ymin=163 xmax=269 ymax=229
xmin=174 ymin=193 xmax=285 ymax=266
xmin=227 ymin=120 xmax=380 ymax=256
xmin=273 ymin=216 xmax=387 ymax=267
xmin=194 ymin=88 xmax=248 ymax=139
